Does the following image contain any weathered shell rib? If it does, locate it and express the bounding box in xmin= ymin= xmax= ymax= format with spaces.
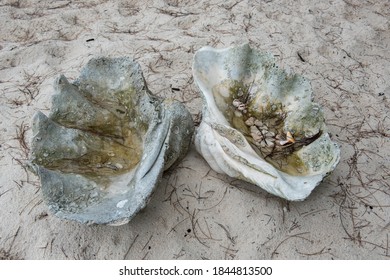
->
xmin=30 ymin=57 xmax=194 ymax=225
xmin=193 ymin=44 xmax=340 ymax=201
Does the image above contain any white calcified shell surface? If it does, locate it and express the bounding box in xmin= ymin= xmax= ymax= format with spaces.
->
xmin=193 ymin=44 xmax=340 ymax=201
xmin=30 ymin=57 xmax=194 ymax=225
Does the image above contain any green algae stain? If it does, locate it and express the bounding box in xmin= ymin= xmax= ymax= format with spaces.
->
xmin=211 ymin=79 xmax=309 ymax=176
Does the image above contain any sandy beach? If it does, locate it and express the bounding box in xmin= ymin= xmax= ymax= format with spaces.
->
xmin=0 ymin=0 xmax=389 ymax=259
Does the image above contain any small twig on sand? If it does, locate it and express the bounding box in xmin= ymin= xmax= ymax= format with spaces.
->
xmin=124 ymin=234 xmax=139 ymax=259
xmin=271 ymin=232 xmax=311 ymax=259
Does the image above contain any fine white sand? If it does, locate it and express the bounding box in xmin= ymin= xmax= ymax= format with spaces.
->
xmin=0 ymin=0 xmax=389 ymax=259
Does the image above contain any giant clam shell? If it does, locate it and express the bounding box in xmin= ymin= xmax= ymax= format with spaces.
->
xmin=30 ymin=57 xmax=194 ymax=225
xmin=193 ymin=44 xmax=340 ymax=201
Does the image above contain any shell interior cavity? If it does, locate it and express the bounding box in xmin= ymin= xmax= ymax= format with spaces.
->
xmin=193 ymin=44 xmax=340 ymax=201
xmin=30 ymin=57 xmax=194 ymax=225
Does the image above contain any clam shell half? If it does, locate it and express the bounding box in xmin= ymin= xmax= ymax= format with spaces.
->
xmin=30 ymin=57 xmax=194 ymax=225
xmin=193 ymin=44 xmax=340 ymax=201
